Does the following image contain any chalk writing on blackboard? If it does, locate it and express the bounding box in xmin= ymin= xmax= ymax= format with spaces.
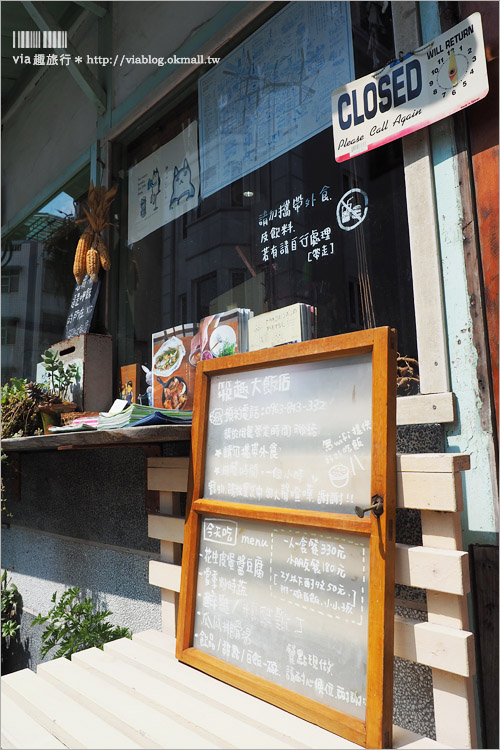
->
xmin=194 ymin=516 xmax=369 ymax=719
xmin=64 ymin=274 xmax=100 ymax=339
xmin=203 ymin=355 xmax=372 ymax=513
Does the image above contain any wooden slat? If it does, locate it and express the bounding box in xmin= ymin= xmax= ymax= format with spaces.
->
xmin=149 ymin=535 xmax=469 ymax=597
xmin=395 ymin=545 xmax=469 ymax=595
xmin=148 ymin=457 xmax=190 ymax=470
xmin=432 ymin=669 xmax=477 ymax=749
xmin=420 ymin=510 xmax=463 ymax=550
xmin=74 ymin=642 xmax=310 ymax=750
xmin=2 ymin=668 xmax=141 ymax=748
xmin=0 ymin=692 xmax=68 ymax=749
xmin=148 ymin=514 xmax=185 ymax=544
xmin=396 ymin=453 xmax=470 ymax=473
xmin=396 ymin=392 xmax=455 ymax=425
xmin=148 ymin=570 xmax=474 ymax=678
xmin=394 ymin=618 xmax=475 ymax=677
xmin=104 ymin=637 xmax=364 ymax=750
xmin=38 ymin=656 xmax=218 ymax=749
xmin=148 ymin=560 xmax=181 ymax=593
xmin=396 ymin=472 xmax=463 ymax=511
xmin=147 ymin=468 xmax=189 ymax=493
xmin=426 ymin=591 xmax=469 ymax=630
xmin=147 ymin=461 xmax=466 ymax=510
xmin=161 ymin=589 xmax=179 ymax=638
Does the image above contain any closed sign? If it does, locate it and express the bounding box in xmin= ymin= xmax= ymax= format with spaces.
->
xmin=331 ymin=13 xmax=489 ymax=162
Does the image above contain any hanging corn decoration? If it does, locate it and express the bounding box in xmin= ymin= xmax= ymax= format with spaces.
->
xmin=86 ymin=237 xmax=101 ymax=283
xmin=96 ymin=234 xmax=111 ymax=271
xmin=73 ymin=181 xmax=117 ymax=285
xmin=73 ymin=229 xmax=93 ymax=286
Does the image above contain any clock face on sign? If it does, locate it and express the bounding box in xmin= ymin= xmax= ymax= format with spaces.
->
xmin=428 ymin=45 xmax=477 ymax=99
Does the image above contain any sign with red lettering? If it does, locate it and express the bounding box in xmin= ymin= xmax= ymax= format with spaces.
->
xmin=331 ymin=13 xmax=488 ymax=162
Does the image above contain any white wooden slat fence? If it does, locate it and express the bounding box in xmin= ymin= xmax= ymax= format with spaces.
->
xmin=1 ymin=452 xmax=476 ymax=749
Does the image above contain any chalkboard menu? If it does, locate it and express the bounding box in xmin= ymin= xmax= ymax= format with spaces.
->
xmin=177 ymin=328 xmax=397 ymax=748
xmin=194 ymin=516 xmax=369 ymax=719
xmin=64 ymin=275 xmax=100 ymax=339
xmin=204 ymin=355 xmax=372 ymax=513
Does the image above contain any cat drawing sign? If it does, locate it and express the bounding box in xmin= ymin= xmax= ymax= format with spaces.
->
xmin=170 ymin=158 xmax=196 ymax=208
xmin=128 ymin=121 xmax=200 ymax=244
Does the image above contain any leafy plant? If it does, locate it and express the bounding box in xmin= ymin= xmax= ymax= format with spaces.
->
xmin=40 ymin=348 xmax=80 ymax=401
xmin=217 ymin=340 xmax=236 ymax=357
xmin=31 ymin=587 xmax=131 ymax=660
xmin=1 ymin=378 xmax=43 ymax=438
xmin=1 ymin=570 xmax=20 ymax=639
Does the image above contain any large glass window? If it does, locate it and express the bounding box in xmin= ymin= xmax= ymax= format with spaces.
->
xmin=115 ymin=3 xmax=417 ymax=377
xmin=1 ymin=169 xmax=90 ymax=384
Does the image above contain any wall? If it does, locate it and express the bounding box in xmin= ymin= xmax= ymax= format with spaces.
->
xmin=2 ymin=446 xmax=163 ymax=673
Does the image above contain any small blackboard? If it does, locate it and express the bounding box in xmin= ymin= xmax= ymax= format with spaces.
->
xmin=204 ymin=354 xmax=372 ymax=513
xmin=194 ymin=516 xmax=370 ymax=719
xmin=64 ymin=275 xmax=101 ymax=339
xmin=177 ymin=328 xmax=397 ymax=748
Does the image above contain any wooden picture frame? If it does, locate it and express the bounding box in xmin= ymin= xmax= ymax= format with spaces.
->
xmin=177 ymin=327 xmax=397 ymax=748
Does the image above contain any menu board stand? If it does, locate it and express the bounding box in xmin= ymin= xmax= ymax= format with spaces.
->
xmin=177 ymin=327 xmax=397 ymax=748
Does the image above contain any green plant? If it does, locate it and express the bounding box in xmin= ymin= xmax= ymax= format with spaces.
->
xmin=40 ymin=348 xmax=80 ymax=402
xmin=31 ymin=587 xmax=132 ymax=660
xmin=1 ymin=378 xmax=43 ymax=438
xmin=1 ymin=570 xmax=20 ymax=639
xmin=217 ymin=340 xmax=236 ymax=357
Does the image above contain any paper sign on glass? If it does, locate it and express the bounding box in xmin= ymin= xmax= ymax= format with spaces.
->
xmin=331 ymin=13 xmax=488 ymax=162
xmin=128 ymin=121 xmax=199 ymax=244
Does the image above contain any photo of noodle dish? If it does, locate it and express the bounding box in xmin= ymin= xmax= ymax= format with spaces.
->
xmin=153 ymin=336 xmax=185 ymax=377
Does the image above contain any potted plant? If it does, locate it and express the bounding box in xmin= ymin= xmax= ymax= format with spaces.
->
xmin=1 ymin=378 xmax=44 ymax=439
xmin=34 ymin=348 xmax=80 ymax=432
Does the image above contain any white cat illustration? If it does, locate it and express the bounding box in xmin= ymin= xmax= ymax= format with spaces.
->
xmin=169 ymin=158 xmax=195 ymax=208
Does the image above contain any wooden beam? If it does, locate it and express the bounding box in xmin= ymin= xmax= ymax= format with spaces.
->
xmin=397 ymin=471 xmax=463 ymax=512
xmin=21 ymin=1 xmax=107 ymax=114
xmin=148 ymin=514 xmax=185 ymax=544
xmin=149 ymin=560 xmax=181 ymax=593
xmin=392 ymin=2 xmax=451 ymax=394
xmin=396 ymin=392 xmax=455 ymax=425
xmin=396 ymin=453 xmax=470 ymax=474
xmin=395 ymin=544 xmax=469 ymax=595
xmin=394 ymin=617 xmax=475 ymax=677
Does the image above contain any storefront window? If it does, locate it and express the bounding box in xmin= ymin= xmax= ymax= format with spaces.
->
xmin=1 ymin=172 xmax=89 ymax=384
xmin=117 ymin=2 xmax=417 ymax=377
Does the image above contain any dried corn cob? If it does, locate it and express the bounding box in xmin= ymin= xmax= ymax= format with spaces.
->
xmin=95 ymin=234 xmax=111 ymax=271
xmin=86 ymin=241 xmax=101 ymax=283
xmin=73 ymin=230 xmax=94 ymax=285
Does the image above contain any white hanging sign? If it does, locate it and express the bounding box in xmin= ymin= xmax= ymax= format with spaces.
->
xmin=331 ymin=12 xmax=489 ymax=162
xmin=128 ymin=121 xmax=199 ymax=244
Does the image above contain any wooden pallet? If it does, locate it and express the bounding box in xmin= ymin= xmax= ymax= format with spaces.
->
xmin=1 ymin=453 xmax=476 ymax=749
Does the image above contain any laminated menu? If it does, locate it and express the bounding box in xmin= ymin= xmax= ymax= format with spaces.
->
xmin=190 ymin=308 xmax=253 ymax=366
xmin=247 ymin=302 xmax=316 ymax=351
xmin=152 ymin=323 xmax=196 ymax=411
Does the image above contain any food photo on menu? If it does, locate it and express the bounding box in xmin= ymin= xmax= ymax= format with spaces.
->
xmin=152 ymin=309 xmax=253 ymax=411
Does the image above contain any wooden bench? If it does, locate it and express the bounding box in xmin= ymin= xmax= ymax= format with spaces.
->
xmin=147 ymin=453 xmax=477 ymax=749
